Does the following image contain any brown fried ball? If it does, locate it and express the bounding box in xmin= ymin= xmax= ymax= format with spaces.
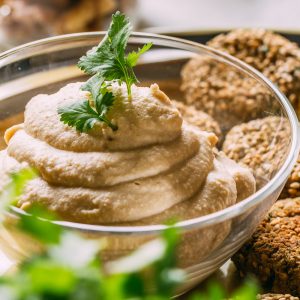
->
xmin=55 ymin=0 xmax=116 ymax=34
xmin=180 ymin=55 xmax=272 ymax=130
xmin=280 ymin=154 xmax=300 ymax=199
xmin=208 ymin=29 xmax=300 ymax=118
xmin=173 ymin=100 xmax=221 ymax=138
xmin=0 ymin=0 xmax=116 ymax=44
xmin=233 ymin=198 xmax=300 ymax=296
xmin=0 ymin=0 xmax=55 ymax=43
xmin=222 ymin=116 xmax=290 ymax=189
xmin=258 ymin=294 xmax=299 ymax=300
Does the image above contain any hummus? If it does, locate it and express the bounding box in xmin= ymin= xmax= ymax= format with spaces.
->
xmin=0 ymin=82 xmax=256 ymax=225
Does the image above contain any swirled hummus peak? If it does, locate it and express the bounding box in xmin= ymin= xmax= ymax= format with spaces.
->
xmin=22 ymin=82 xmax=182 ymax=152
xmin=1 ymin=80 xmax=256 ymax=225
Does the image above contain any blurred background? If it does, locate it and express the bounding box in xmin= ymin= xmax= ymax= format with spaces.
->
xmin=1 ymin=0 xmax=300 ymax=51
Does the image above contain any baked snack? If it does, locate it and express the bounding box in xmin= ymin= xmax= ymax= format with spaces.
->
xmin=258 ymin=294 xmax=299 ymax=300
xmin=222 ymin=116 xmax=290 ymax=189
xmin=173 ymin=100 xmax=221 ymax=138
xmin=233 ymin=198 xmax=300 ymax=296
xmin=180 ymin=55 xmax=271 ymax=130
xmin=0 ymin=0 xmax=116 ymax=44
xmin=280 ymin=154 xmax=300 ymax=199
xmin=181 ymin=29 xmax=300 ymax=130
xmin=208 ymin=29 xmax=300 ymax=118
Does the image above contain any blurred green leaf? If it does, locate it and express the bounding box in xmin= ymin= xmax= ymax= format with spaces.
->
xmin=152 ymin=226 xmax=183 ymax=297
xmin=0 ymin=168 xmax=37 ymax=215
xmin=207 ymin=281 xmax=225 ymax=300
xmin=188 ymin=292 xmax=206 ymax=300
xmin=101 ymin=274 xmax=127 ymax=300
xmin=9 ymin=169 xmax=37 ymax=205
xmin=122 ymin=272 xmax=145 ymax=298
xmin=18 ymin=205 xmax=62 ymax=245
xmin=70 ymin=275 xmax=102 ymax=300
xmin=231 ymin=278 xmax=259 ymax=300
xmin=25 ymin=259 xmax=76 ymax=295
xmin=70 ymin=260 xmax=103 ymax=300
xmin=189 ymin=278 xmax=259 ymax=300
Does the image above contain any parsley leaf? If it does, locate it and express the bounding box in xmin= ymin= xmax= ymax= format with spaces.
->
xmin=126 ymin=43 xmax=152 ymax=67
xmin=19 ymin=204 xmax=63 ymax=245
xmin=57 ymin=11 xmax=151 ymax=133
xmin=78 ymin=11 xmax=152 ymax=96
xmin=0 ymin=168 xmax=37 ymax=217
xmin=81 ymin=73 xmax=104 ymax=102
xmin=58 ymin=100 xmax=102 ymax=132
xmin=58 ymin=92 xmax=117 ymax=132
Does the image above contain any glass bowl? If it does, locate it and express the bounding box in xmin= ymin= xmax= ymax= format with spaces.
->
xmin=0 ymin=32 xmax=299 ymax=295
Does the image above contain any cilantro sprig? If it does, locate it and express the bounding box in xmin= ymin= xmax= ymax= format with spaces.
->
xmin=58 ymin=75 xmax=117 ymax=132
xmin=58 ymin=11 xmax=152 ymax=132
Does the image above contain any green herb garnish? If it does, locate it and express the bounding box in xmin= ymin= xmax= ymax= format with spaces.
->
xmin=58 ymin=75 xmax=117 ymax=132
xmin=0 ymin=167 xmax=37 ymax=216
xmin=58 ymin=11 xmax=152 ymax=132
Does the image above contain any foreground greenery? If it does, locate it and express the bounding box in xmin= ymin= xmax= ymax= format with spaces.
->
xmin=0 ymin=169 xmax=259 ymax=299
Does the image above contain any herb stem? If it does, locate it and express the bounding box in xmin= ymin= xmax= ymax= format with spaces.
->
xmin=115 ymin=55 xmax=132 ymax=97
xmin=101 ymin=116 xmax=118 ymax=131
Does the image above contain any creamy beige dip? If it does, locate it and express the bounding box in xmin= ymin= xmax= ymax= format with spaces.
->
xmin=0 ymin=82 xmax=255 ymax=225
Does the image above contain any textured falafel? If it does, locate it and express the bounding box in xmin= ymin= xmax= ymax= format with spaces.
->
xmin=222 ymin=116 xmax=290 ymax=189
xmin=233 ymin=198 xmax=300 ymax=296
xmin=173 ymin=100 xmax=221 ymax=138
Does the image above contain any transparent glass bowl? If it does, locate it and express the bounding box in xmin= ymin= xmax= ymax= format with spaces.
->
xmin=0 ymin=33 xmax=299 ymax=294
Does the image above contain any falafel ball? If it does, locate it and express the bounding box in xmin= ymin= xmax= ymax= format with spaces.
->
xmin=233 ymin=198 xmax=300 ymax=296
xmin=208 ymin=29 xmax=300 ymax=118
xmin=280 ymin=154 xmax=300 ymax=199
xmin=222 ymin=116 xmax=290 ymax=189
xmin=258 ymin=294 xmax=299 ymax=300
xmin=180 ymin=55 xmax=272 ymax=130
xmin=181 ymin=29 xmax=300 ymax=130
xmin=173 ymin=100 xmax=221 ymax=138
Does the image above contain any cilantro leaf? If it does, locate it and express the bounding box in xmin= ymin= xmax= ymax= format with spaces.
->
xmin=19 ymin=204 xmax=62 ymax=245
xmin=78 ymin=12 xmax=131 ymax=73
xmin=126 ymin=43 xmax=152 ymax=67
xmin=95 ymin=92 xmax=117 ymax=131
xmin=81 ymin=73 xmax=104 ymax=101
xmin=78 ymin=12 xmax=131 ymax=75
xmin=26 ymin=259 xmax=76 ymax=295
xmin=58 ymin=11 xmax=151 ymax=133
xmin=0 ymin=168 xmax=37 ymax=216
xmin=58 ymin=100 xmax=102 ymax=132
xmin=58 ymin=95 xmax=117 ymax=132
xmin=78 ymin=11 xmax=152 ymax=96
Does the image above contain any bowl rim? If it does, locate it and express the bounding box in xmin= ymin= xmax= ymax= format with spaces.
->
xmin=2 ymin=32 xmax=300 ymax=235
